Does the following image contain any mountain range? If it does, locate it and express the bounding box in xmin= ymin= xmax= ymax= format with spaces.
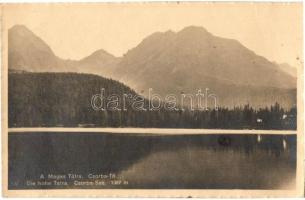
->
xmin=8 ymin=25 xmax=297 ymax=108
xmin=8 ymin=25 xmax=120 ymax=78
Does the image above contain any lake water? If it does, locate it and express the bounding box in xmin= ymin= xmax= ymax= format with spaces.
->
xmin=8 ymin=132 xmax=296 ymax=189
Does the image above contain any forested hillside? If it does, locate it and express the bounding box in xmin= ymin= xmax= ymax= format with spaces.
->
xmin=9 ymin=72 xmax=296 ymax=129
xmin=9 ymin=72 xmax=137 ymax=127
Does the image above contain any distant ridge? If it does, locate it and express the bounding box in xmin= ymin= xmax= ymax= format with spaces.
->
xmin=276 ymin=62 xmax=297 ymax=77
xmin=8 ymin=25 xmax=297 ymax=108
xmin=8 ymin=25 xmax=119 ymax=78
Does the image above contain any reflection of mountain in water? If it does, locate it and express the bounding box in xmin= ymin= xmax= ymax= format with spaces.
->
xmin=9 ymin=133 xmax=296 ymax=189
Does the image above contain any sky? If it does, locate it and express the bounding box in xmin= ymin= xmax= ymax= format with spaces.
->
xmin=3 ymin=3 xmax=303 ymax=68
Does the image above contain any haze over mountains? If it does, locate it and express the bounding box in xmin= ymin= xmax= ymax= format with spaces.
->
xmin=276 ymin=62 xmax=297 ymax=77
xmin=8 ymin=25 xmax=297 ymax=108
xmin=9 ymin=25 xmax=120 ymax=77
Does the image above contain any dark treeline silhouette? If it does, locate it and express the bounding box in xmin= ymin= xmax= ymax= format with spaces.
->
xmin=8 ymin=72 xmax=296 ymax=129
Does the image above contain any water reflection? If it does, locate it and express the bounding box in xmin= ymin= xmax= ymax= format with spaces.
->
xmin=8 ymin=132 xmax=296 ymax=189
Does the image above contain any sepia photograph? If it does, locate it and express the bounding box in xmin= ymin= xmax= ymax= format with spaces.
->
xmin=1 ymin=2 xmax=304 ymax=197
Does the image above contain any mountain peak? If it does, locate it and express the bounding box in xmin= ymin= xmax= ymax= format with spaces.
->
xmin=81 ymin=49 xmax=116 ymax=63
xmin=9 ymin=24 xmax=34 ymax=36
xmin=9 ymin=24 xmax=53 ymax=53
xmin=138 ymin=26 xmax=211 ymax=46
xmin=179 ymin=26 xmax=211 ymax=35
xmin=91 ymin=49 xmax=114 ymax=57
xmin=10 ymin=24 xmax=29 ymax=30
xmin=8 ymin=24 xmax=59 ymax=71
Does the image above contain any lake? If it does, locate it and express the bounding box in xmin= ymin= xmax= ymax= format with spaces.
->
xmin=8 ymin=132 xmax=296 ymax=189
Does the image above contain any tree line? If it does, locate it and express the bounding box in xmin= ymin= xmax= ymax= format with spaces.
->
xmin=8 ymin=72 xmax=296 ymax=129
